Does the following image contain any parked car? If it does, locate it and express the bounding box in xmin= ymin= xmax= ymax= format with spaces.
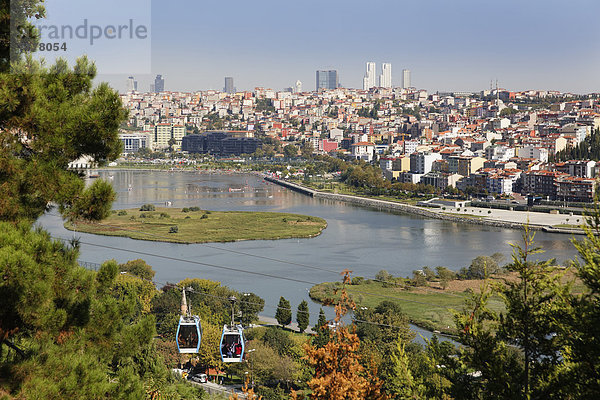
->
xmin=188 ymin=373 xmax=208 ymax=384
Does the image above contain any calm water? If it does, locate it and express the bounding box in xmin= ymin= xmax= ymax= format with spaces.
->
xmin=38 ymin=170 xmax=579 ymax=339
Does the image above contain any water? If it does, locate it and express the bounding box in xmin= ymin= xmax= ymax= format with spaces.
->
xmin=38 ymin=169 xmax=579 ymax=344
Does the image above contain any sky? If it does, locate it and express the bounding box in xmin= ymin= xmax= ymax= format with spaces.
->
xmin=35 ymin=0 xmax=600 ymax=94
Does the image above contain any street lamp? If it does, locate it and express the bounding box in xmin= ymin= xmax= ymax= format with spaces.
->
xmin=247 ymin=349 xmax=256 ymax=389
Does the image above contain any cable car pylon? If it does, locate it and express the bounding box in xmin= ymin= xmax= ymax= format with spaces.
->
xmin=219 ymin=295 xmax=245 ymax=362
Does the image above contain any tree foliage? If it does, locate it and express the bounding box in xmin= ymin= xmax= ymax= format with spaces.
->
xmin=296 ymin=300 xmax=309 ymax=333
xmin=275 ymin=296 xmax=292 ymax=327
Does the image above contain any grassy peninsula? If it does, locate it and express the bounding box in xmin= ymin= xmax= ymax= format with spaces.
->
xmin=65 ymin=206 xmax=327 ymax=243
xmin=309 ymin=278 xmax=505 ymax=335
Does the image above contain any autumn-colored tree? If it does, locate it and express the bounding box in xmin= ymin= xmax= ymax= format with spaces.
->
xmin=229 ymin=377 xmax=262 ymax=400
xmin=298 ymin=270 xmax=386 ymax=400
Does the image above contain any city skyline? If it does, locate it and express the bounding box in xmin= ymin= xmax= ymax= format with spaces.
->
xmin=93 ymin=0 xmax=599 ymax=94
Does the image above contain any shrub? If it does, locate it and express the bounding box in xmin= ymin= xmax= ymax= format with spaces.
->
xmin=282 ymin=217 xmax=288 ymax=222
xmin=169 ymin=226 xmax=178 ymax=233
xmin=205 ymin=210 xmax=211 ymax=214
xmin=182 ymin=208 xmax=190 ymax=213
xmin=185 ymin=216 xmax=191 ymax=219
xmin=488 ymin=210 xmax=492 ymax=214
xmin=160 ymin=212 xmax=170 ymax=218
xmin=189 ymin=206 xmax=201 ymax=211
xmin=351 ymin=276 xmax=364 ymax=285
xmin=200 ymin=214 xmax=208 ymax=219
xmin=117 ymin=210 xmax=127 ymax=216
xmin=139 ymin=204 xmax=155 ymax=211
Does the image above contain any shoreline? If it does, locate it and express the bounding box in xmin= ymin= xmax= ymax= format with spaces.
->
xmin=264 ymin=176 xmax=586 ymax=235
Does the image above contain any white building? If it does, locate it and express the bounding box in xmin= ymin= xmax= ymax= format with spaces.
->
xmin=351 ymin=141 xmax=375 ymax=162
xmin=516 ymin=146 xmax=549 ymax=163
xmin=404 ymin=139 xmax=419 ymax=155
xmin=485 ymin=145 xmax=515 ymax=161
xmin=410 ymin=152 xmax=442 ymax=174
xmin=379 ymin=63 xmax=392 ymax=88
xmin=363 ymin=62 xmax=376 ymax=90
xmin=119 ymin=132 xmax=151 ymax=154
xmin=294 ymin=80 xmax=303 ymax=93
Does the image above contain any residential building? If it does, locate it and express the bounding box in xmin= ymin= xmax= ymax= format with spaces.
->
xmin=516 ymin=146 xmax=549 ymax=163
xmin=410 ymin=152 xmax=442 ymax=174
xmin=448 ymin=156 xmax=486 ymax=177
xmin=294 ymin=80 xmax=302 ymax=93
xmin=421 ymin=172 xmax=462 ymax=189
xmin=350 ymin=142 xmax=375 ymax=161
xmin=554 ymin=160 xmax=596 ymax=178
xmin=402 ymin=69 xmax=411 ymax=89
xmin=556 ymin=176 xmax=597 ymax=202
xmin=521 ymin=170 xmax=566 ymax=198
xmin=363 ymin=62 xmax=376 ymax=90
xmin=316 ymin=70 xmax=339 ymax=90
xmin=379 ymin=63 xmax=392 ymax=88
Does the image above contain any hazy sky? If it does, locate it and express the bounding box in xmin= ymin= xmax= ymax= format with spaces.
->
xmin=63 ymin=0 xmax=600 ymax=93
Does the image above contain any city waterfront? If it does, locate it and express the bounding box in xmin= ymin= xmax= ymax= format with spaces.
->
xmin=39 ymin=170 xmax=579 ymax=330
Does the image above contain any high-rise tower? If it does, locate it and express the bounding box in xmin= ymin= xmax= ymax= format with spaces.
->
xmin=224 ymin=77 xmax=235 ymax=94
xmin=402 ymin=69 xmax=411 ymax=89
xmin=316 ymin=70 xmax=339 ymax=90
xmin=363 ymin=61 xmax=376 ymax=90
xmin=379 ymin=63 xmax=392 ymax=88
xmin=154 ymin=74 xmax=164 ymax=93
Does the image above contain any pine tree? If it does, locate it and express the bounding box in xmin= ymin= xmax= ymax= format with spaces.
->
xmin=313 ymin=308 xmax=330 ymax=348
xmin=562 ymin=202 xmax=600 ymax=397
xmin=382 ymin=335 xmax=415 ymax=398
xmin=296 ymin=300 xmax=309 ymax=333
xmin=275 ymin=296 xmax=291 ymax=328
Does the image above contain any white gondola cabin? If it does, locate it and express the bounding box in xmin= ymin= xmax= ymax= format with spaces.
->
xmin=219 ymin=324 xmax=245 ymax=362
xmin=176 ymin=315 xmax=202 ymax=353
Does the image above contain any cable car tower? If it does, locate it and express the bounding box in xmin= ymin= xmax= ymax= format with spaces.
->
xmin=176 ymin=287 xmax=202 ymax=353
xmin=219 ymin=296 xmax=245 ymax=363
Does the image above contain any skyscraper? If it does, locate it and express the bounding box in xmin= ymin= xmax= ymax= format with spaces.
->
xmin=316 ymin=70 xmax=339 ymax=90
xmin=294 ymin=80 xmax=302 ymax=93
xmin=126 ymin=76 xmax=137 ymax=92
xmin=154 ymin=74 xmax=164 ymax=93
xmin=224 ymin=77 xmax=235 ymax=94
xmin=363 ymin=61 xmax=376 ymax=90
xmin=402 ymin=69 xmax=411 ymax=89
xmin=379 ymin=63 xmax=392 ymax=88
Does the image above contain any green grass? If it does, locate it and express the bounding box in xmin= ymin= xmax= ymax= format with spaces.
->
xmin=552 ymin=224 xmax=584 ymax=230
xmin=65 ymin=207 xmax=327 ymax=244
xmin=309 ymin=280 xmax=505 ymax=335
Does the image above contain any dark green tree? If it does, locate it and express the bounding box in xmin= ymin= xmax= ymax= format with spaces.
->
xmin=275 ymin=296 xmax=292 ymax=327
xmin=558 ymin=204 xmax=600 ymax=397
xmin=239 ymin=292 xmax=265 ymax=326
xmin=283 ymin=144 xmax=298 ymax=158
xmin=0 ymin=56 xmax=127 ymax=222
xmin=118 ymin=259 xmax=156 ymax=280
xmin=296 ymin=300 xmax=309 ymax=333
xmin=313 ymin=308 xmax=330 ymax=348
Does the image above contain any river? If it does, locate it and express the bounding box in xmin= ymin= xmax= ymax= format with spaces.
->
xmin=38 ymin=169 xmax=579 ymax=343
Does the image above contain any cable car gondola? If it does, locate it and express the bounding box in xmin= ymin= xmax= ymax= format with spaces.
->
xmin=220 ymin=324 xmax=245 ymax=362
xmin=176 ymin=289 xmax=202 ymax=353
xmin=219 ymin=296 xmax=245 ymax=363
